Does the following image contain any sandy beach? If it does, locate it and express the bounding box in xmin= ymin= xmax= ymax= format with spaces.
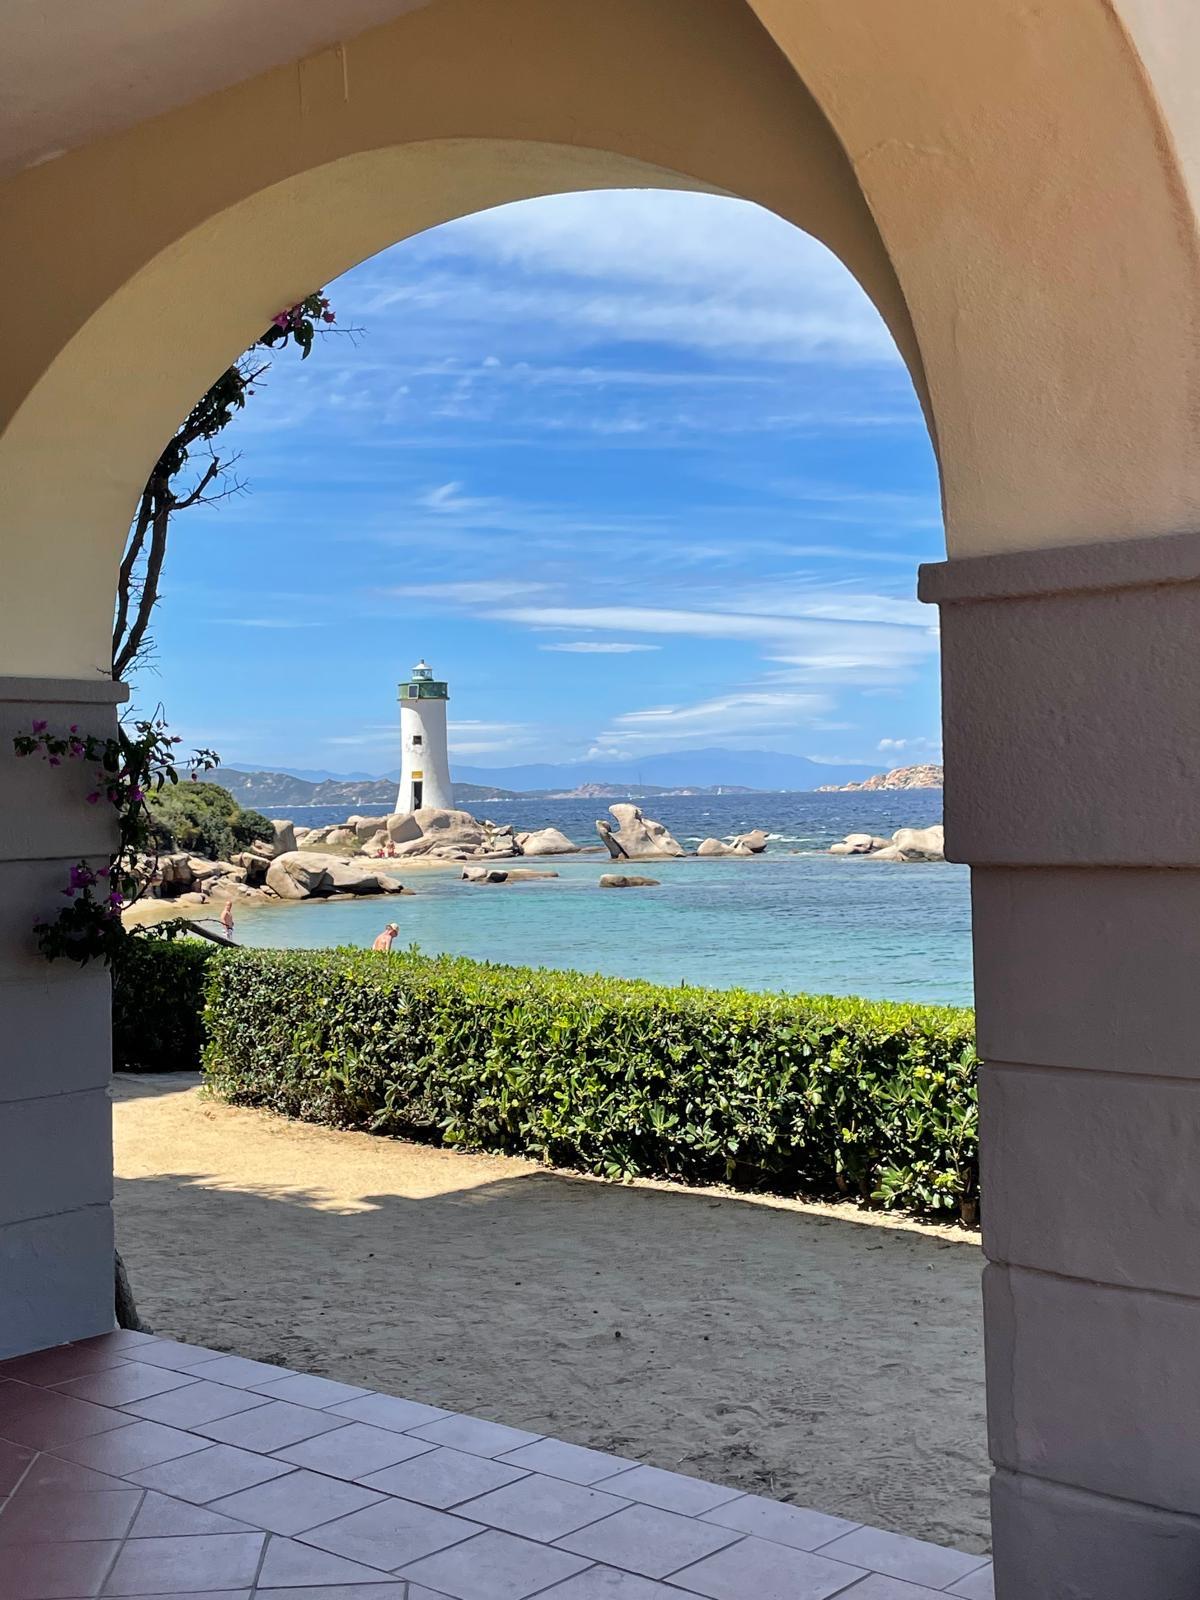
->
xmin=112 ymin=1073 xmax=989 ymax=1553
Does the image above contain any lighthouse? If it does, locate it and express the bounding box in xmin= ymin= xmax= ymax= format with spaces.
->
xmin=395 ymin=659 xmax=453 ymax=815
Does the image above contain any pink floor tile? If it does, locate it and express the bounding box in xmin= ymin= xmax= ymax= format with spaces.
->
xmin=128 ymin=1490 xmax=257 ymax=1537
xmin=101 ymin=1531 xmax=266 ymax=1595
xmin=206 ymin=1466 xmax=383 ymax=1535
xmin=3 ymin=1535 xmax=120 ymax=1598
xmin=54 ymin=1365 xmax=199 ymax=1408
xmin=0 ymin=1384 xmax=135 ymax=1450
xmin=52 ymin=1418 xmax=210 ymax=1475
xmin=127 ymin=1442 xmax=294 ymax=1504
xmin=0 ymin=1343 xmax=989 ymax=1600
xmin=272 ymin=1422 xmax=436 ymax=1482
xmin=122 ymin=1342 xmax=228 ymax=1373
xmin=0 ymin=1434 xmax=37 ymax=1494
xmin=256 ymin=1533 xmax=408 ymax=1586
xmin=0 ymin=1484 xmax=142 ymax=1544
xmin=118 ymin=1381 xmax=273 ymax=1431
xmin=0 ymin=1346 xmax=129 ymax=1388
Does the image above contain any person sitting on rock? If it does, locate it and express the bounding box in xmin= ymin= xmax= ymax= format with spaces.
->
xmin=372 ymin=922 xmax=399 ymax=953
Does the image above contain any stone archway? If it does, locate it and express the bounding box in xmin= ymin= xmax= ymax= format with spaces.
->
xmin=3 ymin=3 xmax=1200 ymax=1594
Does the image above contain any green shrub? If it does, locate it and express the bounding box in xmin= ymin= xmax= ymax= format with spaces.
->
xmin=198 ymin=945 xmax=978 ymax=1222
xmin=147 ymin=781 xmax=271 ymax=863
xmin=112 ymin=936 xmax=216 ymax=1072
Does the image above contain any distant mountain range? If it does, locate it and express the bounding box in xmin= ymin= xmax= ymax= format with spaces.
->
xmin=212 ymin=770 xmax=518 ymax=810
xmin=455 ymin=747 xmax=876 ymax=792
xmin=213 ymin=747 xmax=879 ymax=810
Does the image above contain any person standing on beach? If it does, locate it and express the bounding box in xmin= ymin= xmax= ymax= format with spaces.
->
xmin=372 ymin=922 xmax=399 ymax=953
xmin=221 ymin=899 xmax=235 ymax=941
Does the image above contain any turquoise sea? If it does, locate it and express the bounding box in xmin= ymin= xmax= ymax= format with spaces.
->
xmin=230 ymin=792 xmax=972 ymax=1008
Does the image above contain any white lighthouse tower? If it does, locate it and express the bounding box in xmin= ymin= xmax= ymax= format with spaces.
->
xmin=395 ymin=659 xmax=452 ymax=815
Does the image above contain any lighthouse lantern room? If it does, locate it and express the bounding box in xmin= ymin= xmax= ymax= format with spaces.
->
xmin=395 ymin=659 xmax=452 ymax=815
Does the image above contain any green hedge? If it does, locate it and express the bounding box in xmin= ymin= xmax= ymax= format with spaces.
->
xmin=112 ymin=937 xmax=215 ymax=1073
xmin=198 ymin=945 xmax=978 ymax=1222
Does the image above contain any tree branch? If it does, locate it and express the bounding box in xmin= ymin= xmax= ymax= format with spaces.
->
xmin=113 ymin=487 xmax=155 ymax=668
xmin=114 ymin=487 xmax=173 ymax=680
xmin=173 ymin=455 xmax=222 ymax=512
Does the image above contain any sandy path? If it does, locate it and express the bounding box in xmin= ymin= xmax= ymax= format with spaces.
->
xmin=112 ymin=1075 xmax=988 ymax=1552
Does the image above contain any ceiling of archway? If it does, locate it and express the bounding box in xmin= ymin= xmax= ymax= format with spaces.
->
xmin=2 ymin=0 xmax=435 ymax=176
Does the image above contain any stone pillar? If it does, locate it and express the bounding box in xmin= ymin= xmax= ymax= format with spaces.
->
xmin=0 ymin=676 xmax=126 ymax=1358
xmin=921 ymin=531 xmax=1200 ymax=1599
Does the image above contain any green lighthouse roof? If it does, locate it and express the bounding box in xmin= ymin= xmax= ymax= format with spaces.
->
xmin=399 ymin=658 xmax=449 ymax=700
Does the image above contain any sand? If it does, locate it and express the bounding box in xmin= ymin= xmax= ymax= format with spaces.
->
xmin=112 ymin=1074 xmax=989 ymax=1553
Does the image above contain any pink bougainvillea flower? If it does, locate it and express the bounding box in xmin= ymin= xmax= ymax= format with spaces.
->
xmin=31 ymin=719 xmax=47 ymax=734
xmin=86 ymin=792 xmax=100 ymax=804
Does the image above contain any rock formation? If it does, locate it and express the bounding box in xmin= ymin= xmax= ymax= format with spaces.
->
xmin=890 ymin=825 xmax=945 ymax=860
xmin=516 ymin=827 xmax=577 ymax=856
xmin=265 ymin=852 xmax=403 ymax=899
xmin=817 ymin=763 xmax=943 ymax=792
xmin=599 ymin=873 xmax=661 ymax=888
xmin=462 ymin=866 xmax=560 ymax=884
xmin=595 ymin=804 xmax=685 ymax=859
xmin=271 ymin=819 xmax=297 ymax=855
xmin=733 ymin=829 xmax=769 ymax=852
xmin=829 ymin=824 xmax=945 ymax=861
xmin=132 ymin=805 xmax=586 ymax=916
xmin=695 ymin=828 xmax=769 ymax=857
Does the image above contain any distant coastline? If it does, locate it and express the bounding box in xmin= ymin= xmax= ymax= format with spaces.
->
xmin=816 ymin=763 xmax=943 ymax=793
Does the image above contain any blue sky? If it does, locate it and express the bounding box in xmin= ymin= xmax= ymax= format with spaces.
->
xmin=145 ymin=189 xmax=945 ymax=776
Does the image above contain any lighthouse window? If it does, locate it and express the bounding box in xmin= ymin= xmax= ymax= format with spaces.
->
xmin=412 ymin=734 xmax=423 ymax=746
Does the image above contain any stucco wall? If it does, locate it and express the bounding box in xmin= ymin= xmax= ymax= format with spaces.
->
xmin=0 ymin=0 xmax=913 ymax=680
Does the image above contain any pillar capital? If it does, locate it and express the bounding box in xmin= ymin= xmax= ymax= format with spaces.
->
xmin=920 ymin=529 xmax=1200 ymax=867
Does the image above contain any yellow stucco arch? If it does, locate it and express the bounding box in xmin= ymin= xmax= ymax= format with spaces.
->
xmin=0 ymin=0 xmax=1196 ymax=679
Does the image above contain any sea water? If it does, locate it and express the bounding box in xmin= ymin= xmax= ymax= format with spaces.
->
xmin=233 ymin=792 xmax=972 ymax=1007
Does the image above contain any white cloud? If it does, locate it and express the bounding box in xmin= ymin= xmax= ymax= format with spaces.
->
xmin=597 ymin=687 xmax=834 ymax=745
xmin=212 ymin=617 xmax=323 ymax=629
xmin=539 ymin=641 xmax=661 ymax=654
xmin=419 ymin=191 xmax=900 ymax=367
xmin=493 ymin=603 xmax=935 ymax=686
xmin=877 ymin=736 xmax=941 ymax=753
xmin=390 ymin=581 xmax=554 ymax=604
xmin=419 ymin=481 xmax=498 ymax=513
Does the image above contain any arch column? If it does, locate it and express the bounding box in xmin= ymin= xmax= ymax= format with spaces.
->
xmin=922 ymin=530 xmax=1200 ymax=1599
xmin=0 ymin=677 xmax=125 ymax=1357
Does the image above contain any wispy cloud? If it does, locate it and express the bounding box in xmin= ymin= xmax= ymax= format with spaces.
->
xmin=600 ymin=688 xmax=834 ymax=745
xmin=492 ymin=603 xmax=935 ymax=681
xmin=419 ymin=481 xmax=499 ymax=513
xmin=211 ymin=617 xmax=324 ymax=629
xmin=390 ymin=190 xmax=902 ymax=367
xmin=878 ymin=736 xmax=941 ymax=754
xmin=390 ymin=581 xmax=555 ymax=604
xmin=539 ymin=641 xmax=661 ymax=654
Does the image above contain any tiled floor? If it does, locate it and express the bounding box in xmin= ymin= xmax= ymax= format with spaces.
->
xmin=0 ymin=1330 xmax=994 ymax=1599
